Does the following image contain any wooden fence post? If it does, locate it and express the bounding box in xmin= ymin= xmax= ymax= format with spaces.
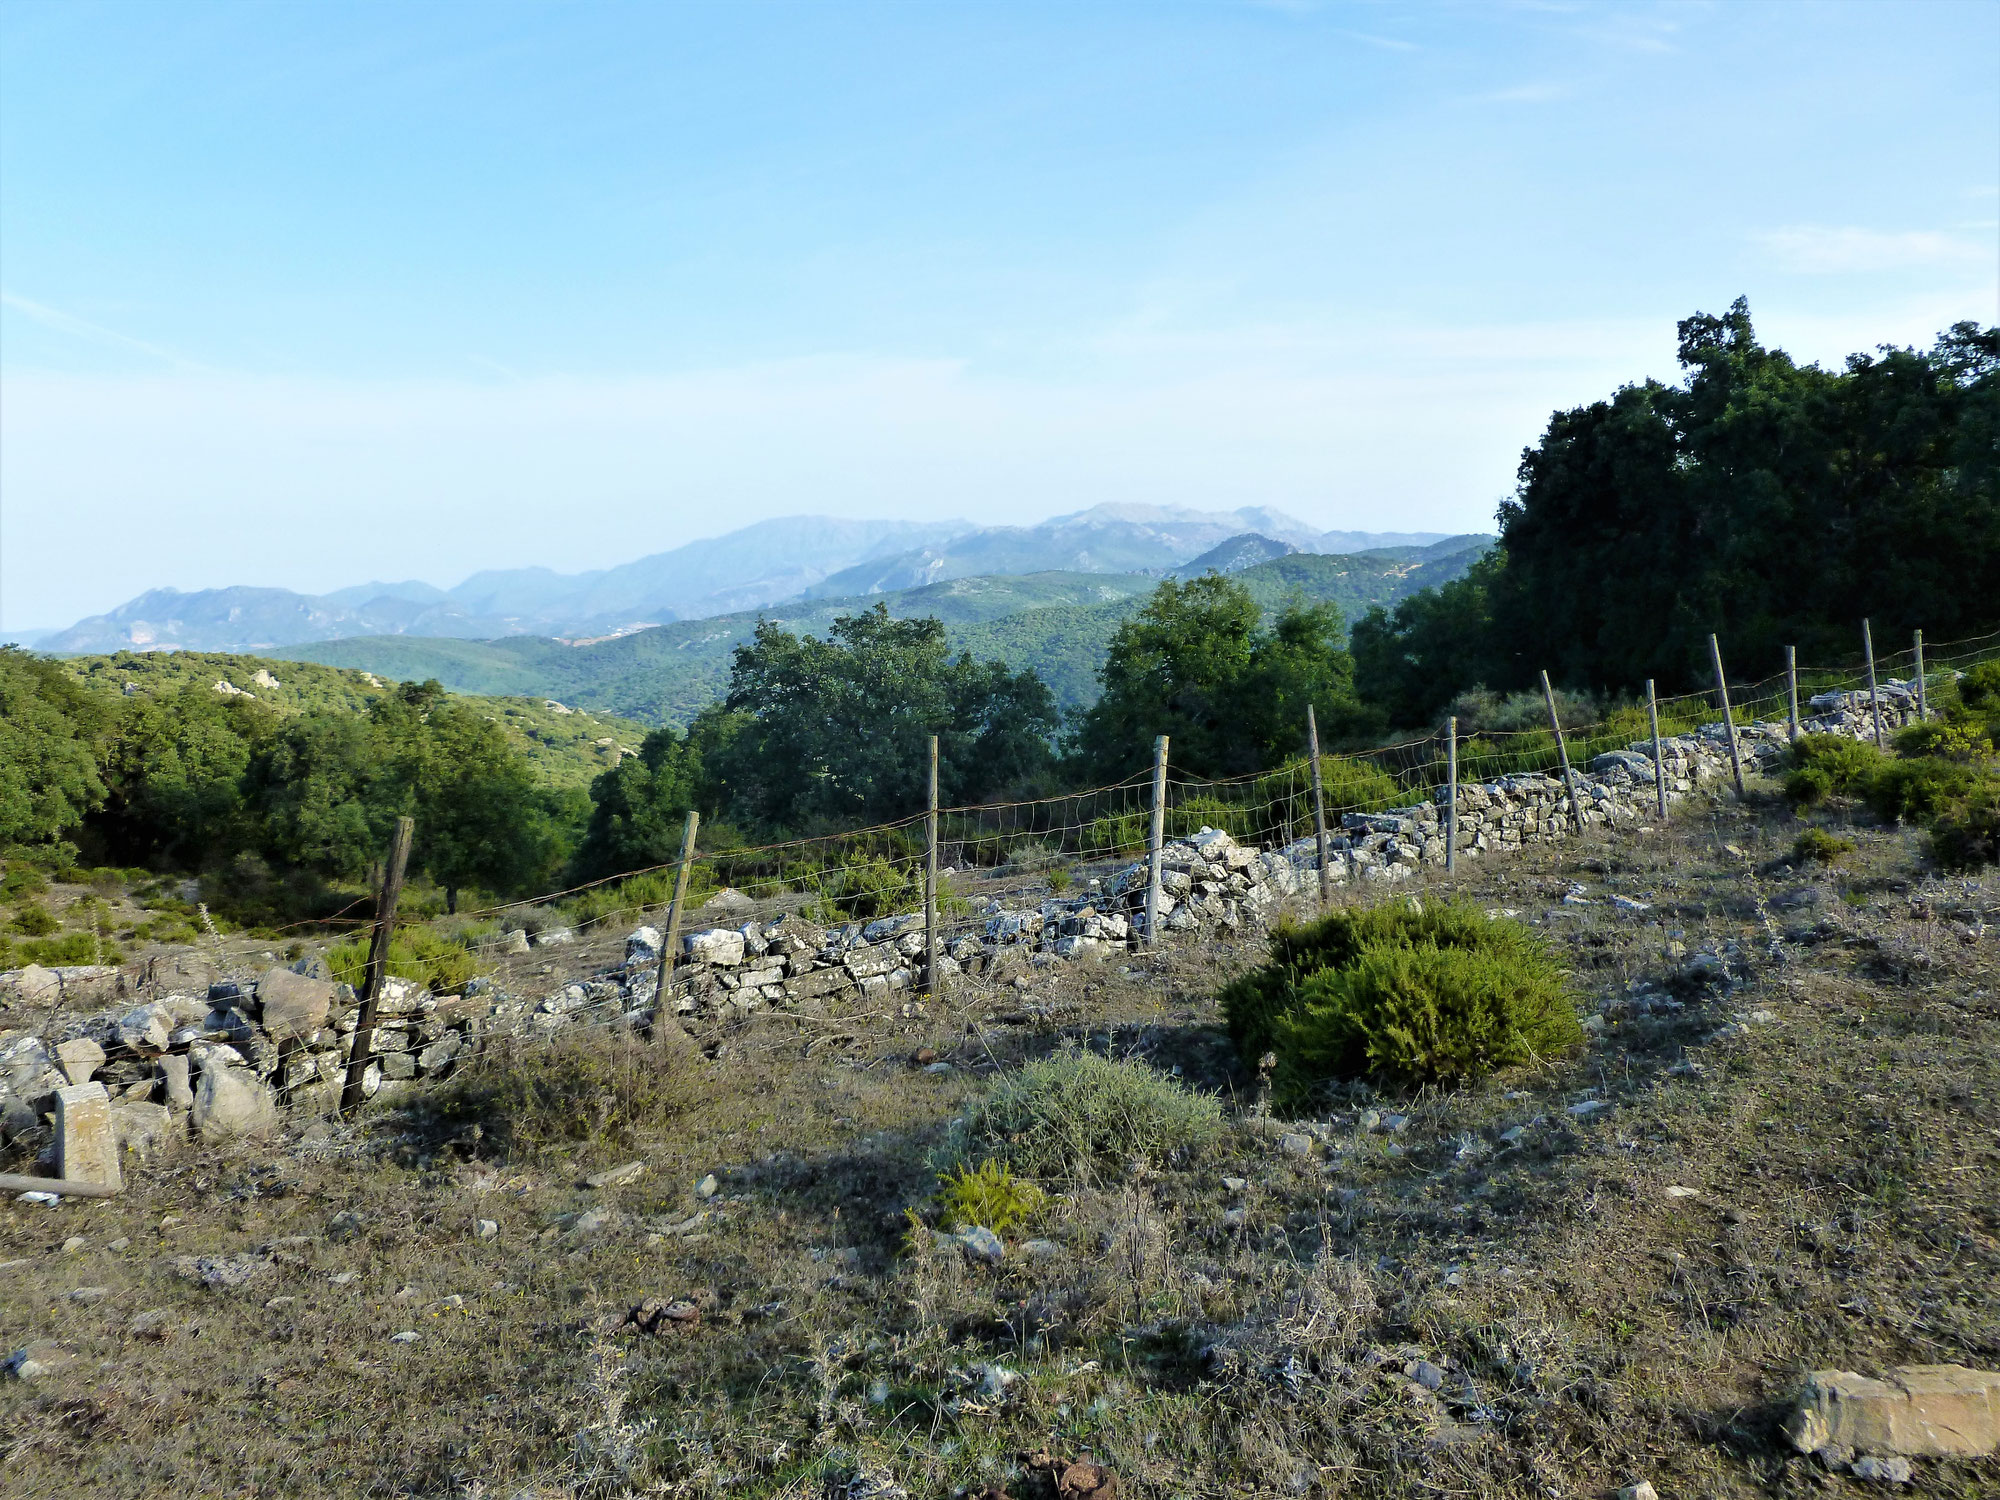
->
xmin=1786 ymin=645 xmax=1800 ymax=743
xmin=1863 ymin=618 xmax=1884 ymax=748
xmin=1708 ymin=633 xmax=1746 ymax=799
xmin=1539 ymin=670 xmax=1585 ymax=831
xmin=1646 ymin=678 xmax=1668 ymax=820
xmin=1307 ymin=705 xmax=1331 ymax=910
xmin=1914 ymin=629 xmax=1927 ymax=721
xmin=1145 ymin=736 xmax=1169 ymax=947
xmin=652 ymin=810 xmax=699 ymax=1034
xmin=1444 ymin=716 xmax=1458 ymax=875
xmin=340 ymin=816 xmax=413 ymax=1115
xmin=924 ymin=735 xmax=940 ymax=999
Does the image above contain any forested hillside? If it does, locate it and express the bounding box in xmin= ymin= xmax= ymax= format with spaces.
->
xmin=279 ymin=540 xmax=1490 ymax=723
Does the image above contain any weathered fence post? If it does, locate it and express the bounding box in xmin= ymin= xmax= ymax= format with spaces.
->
xmin=1145 ymin=736 xmax=1169 ymax=947
xmin=653 ymin=810 xmax=699 ymax=1035
xmin=1306 ymin=705 xmax=1331 ymax=910
xmin=1539 ymin=670 xmax=1585 ymax=832
xmin=1646 ymin=678 xmax=1668 ymax=820
xmin=1863 ymin=617 xmax=1884 ymax=749
xmin=1914 ymin=629 xmax=1928 ymax=721
xmin=1786 ymin=645 xmax=1800 ymax=743
xmin=924 ymin=735 xmax=940 ymax=999
xmin=1708 ymin=633 xmax=1746 ymax=798
xmin=340 ymin=816 xmax=413 ymax=1115
xmin=1444 ymin=716 xmax=1458 ymax=875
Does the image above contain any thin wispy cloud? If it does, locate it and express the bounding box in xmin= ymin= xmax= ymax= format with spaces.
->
xmin=0 ymin=291 xmax=212 ymax=372
xmin=1753 ymin=226 xmax=1989 ymax=275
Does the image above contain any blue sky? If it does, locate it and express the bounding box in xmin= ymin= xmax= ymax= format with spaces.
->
xmin=3 ymin=0 xmax=1996 ymax=631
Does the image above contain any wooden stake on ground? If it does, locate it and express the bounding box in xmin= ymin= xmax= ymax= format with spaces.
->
xmin=1708 ymin=633 xmax=1746 ymax=799
xmin=1646 ymin=678 xmax=1668 ymax=820
xmin=924 ymin=735 xmax=940 ymax=999
xmin=653 ymin=810 xmax=699 ymax=1036
xmin=1914 ymin=629 xmax=1928 ymax=721
xmin=1444 ymin=716 xmax=1458 ymax=875
xmin=340 ymin=815 xmax=413 ymax=1116
xmin=1145 ymin=735 xmax=1169 ymax=947
xmin=1786 ymin=645 xmax=1801 ymax=743
xmin=1863 ymin=617 xmax=1884 ymax=749
xmin=1540 ymin=670 xmax=1585 ymax=831
xmin=1307 ymin=705 xmax=1331 ymax=909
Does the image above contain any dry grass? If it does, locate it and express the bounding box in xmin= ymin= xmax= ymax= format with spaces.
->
xmin=4 ymin=789 xmax=1999 ymax=1498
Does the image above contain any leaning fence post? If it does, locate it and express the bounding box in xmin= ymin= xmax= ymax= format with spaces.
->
xmin=340 ymin=815 xmax=414 ymax=1115
xmin=1786 ymin=645 xmax=1800 ymax=743
xmin=1539 ymin=670 xmax=1585 ymax=832
xmin=1914 ymin=629 xmax=1927 ymax=722
xmin=1646 ymin=678 xmax=1668 ymax=820
xmin=653 ymin=810 xmax=699 ymax=1033
xmin=1708 ymin=633 xmax=1746 ymax=798
xmin=1863 ymin=618 xmax=1884 ymax=749
xmin=1306 ymin=705 xmax=1331 ymax=910
xmin=924 ymin=735 xmax=940 ymax=999
xmin=1444 ymin=716 xmax=1458 ymax=875
xmin=1145 ymin=736 xmax=1169 ymax=947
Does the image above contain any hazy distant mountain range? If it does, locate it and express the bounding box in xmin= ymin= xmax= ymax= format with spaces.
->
xmin=29 ymin=505 xmax=1465 ymax=656
xmin=271 ymin=535 xmax=1494 ymax=725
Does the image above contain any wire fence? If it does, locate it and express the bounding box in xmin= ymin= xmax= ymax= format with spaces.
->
xmin=135 ymin=617 xmax=1995 ymax=1119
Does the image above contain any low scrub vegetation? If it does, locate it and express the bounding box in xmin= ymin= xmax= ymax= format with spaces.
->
xmin=937 ymin=1047 xmax=1224 ymax=1186
xmin=1784 ymin=724 xmax=2000 ymax=871
xmin=423 ymin=1029 xmax=696 ymax=1161
xmin=935 ymin=1158 xmax=1046 ymax=1234
xmin=1790 ymin=827 xmax=1856 ymax=865
xmin=1221 ymin=899 xmax=1580 ymax=1099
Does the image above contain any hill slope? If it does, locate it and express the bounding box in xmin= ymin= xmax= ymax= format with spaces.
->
xmin=59 ymin=650 xmax=653 ymax=790
xmin=275 ymin=540 xmax=1493 ymax=724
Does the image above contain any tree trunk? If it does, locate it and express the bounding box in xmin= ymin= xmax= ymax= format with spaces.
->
xmin=446 ymin=886 xmax=458 ymax=915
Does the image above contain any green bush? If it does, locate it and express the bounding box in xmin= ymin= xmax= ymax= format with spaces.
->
xmin=1791 ymin=828 xmax=1856 ymax=865
xmin=9 ymin=902 xmax=59 ymax=936
xmin=0 ymin=931 xmax=124 ymax=969
xmin=938 ymin=1048 xmax=1224 ymax=1186
xmin=1863 ymin=757 xmax=1980 ymax=824
xmin=1957 ymin=661 xmax=2000 ymax=712
xmin=1220 ymin=899 xmax=1579 ymax=1096
xmin=1784 ymin=735 xmax=1889 ymax=806
xmin=937 ymin=1158 xmax=1046 ymax=1233
xmin=326 ymin=922 xmax=492 ymax=994
xmin=1893 ymin=721 xmax=1994 ymax=762
xmin=1931 ymin=780 xmax=2000 ymax=871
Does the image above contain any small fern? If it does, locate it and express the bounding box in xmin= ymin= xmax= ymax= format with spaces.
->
xmin=937 ymin=1158 xmax=1045 ymax=1233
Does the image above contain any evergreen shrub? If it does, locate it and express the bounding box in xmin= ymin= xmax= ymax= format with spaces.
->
xmin=1219 ymin=900 xmax=1579 ymax=1098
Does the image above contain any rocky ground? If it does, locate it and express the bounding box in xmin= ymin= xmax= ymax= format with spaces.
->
xmin=2 ymin=779 xmax=1997 ymax=1499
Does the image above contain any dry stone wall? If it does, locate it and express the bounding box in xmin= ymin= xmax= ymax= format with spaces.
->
xmin=0 ymin=682 xmax=1933 ymax=1155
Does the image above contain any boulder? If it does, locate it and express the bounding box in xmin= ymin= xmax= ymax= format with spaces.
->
xmin=1786 ymin=1365 xmax=2000 ymax=1459
xmin=114 ymin=1004 xmax=173 ymax=1056
xmin=9 ymin=964 xmax=60 ymax=1005
xmin=111 ymin=1099 xmax=174 ymax=1158
xmin=191 ymin=1066 xmax=278 ymax=1141
xmin=256 ymin=967 xmax=337 ymax=1041
xmin=684 ymin=928 xmax=746 ymax=966
xmin=54 ymin=1038 xmax=106 ymax=1086
xmin=158 ymin=1054 xmax=194 ymax=1110
xmin=625 ymin=926 xmax=663 ymax=965
xmin=55 ymin=1082 xmax=121 ymax=1189
xmin=499 ymin=927 xmax=531 ymax=956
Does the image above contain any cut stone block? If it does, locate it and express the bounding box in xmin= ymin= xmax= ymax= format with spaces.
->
xmin=55 ymin=1082 xmax=122 ymax=1190
xmin=1786 ymin=1365 xmax=2000 ymax=1459
xmin=54 ymin=1039 xmax=105 ymax=1086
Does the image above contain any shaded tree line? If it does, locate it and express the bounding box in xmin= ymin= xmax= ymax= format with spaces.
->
xmin=1355 ymin=304 xmax=2000 ymax=726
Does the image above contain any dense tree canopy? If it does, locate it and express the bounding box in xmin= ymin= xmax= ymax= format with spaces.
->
xmin=702 ymin=604 xmax=1060 ymax=830
xmin=1354 ymin=305 xmax=2000 ymax=726
xmin=0 ymin=648 xmax=109 ymax=849
xmin=1069 ymin=575 xmax=1373 ymax=781
xmin=568 ymin=725 xmax=706 ymax=881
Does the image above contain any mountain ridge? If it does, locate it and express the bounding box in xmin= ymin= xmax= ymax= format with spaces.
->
xmin=36 ymin=506 xmax=1463 ymax=655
